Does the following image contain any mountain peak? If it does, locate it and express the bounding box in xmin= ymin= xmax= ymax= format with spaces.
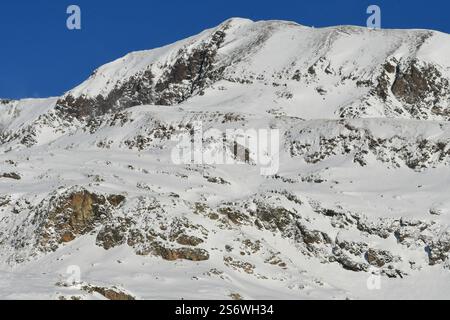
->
xmin=218 ymin=17 xmax=254 ymax=27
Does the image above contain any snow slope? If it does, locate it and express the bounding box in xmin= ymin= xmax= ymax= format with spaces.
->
xmin=0 ymin=18 xmax=449 ymax=300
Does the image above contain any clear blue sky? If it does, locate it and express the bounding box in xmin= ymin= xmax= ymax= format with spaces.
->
xmin=0 ymin=0 xmax=448 ymax=99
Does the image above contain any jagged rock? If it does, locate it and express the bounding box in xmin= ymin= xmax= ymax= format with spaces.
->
xmin=373 ymin=60 xmax=397 ymax=101
xmin=394 ymin=219 xmax=431 ymax=246
xmin=150 ymin=243 xmax=210 ymax=261
xmin=241 ymin=239 xmax=262 ymax=254
xmin=298 ymin=223 xmax=331 ymax=246
xmin=366 ymin=249 xmax=394 ymax=267
xmin=336 ymin=239 xmax=368 ymax=257
xmin=332 ymin=247 xmax=368 ymax=272
xmin=0 ymin=172 xmax=21 ymax=180
xmin=56 ymin=29 xmax=227 ymax=119
xmin=206 ymin=176 xmax=230 ymax=185
xmin=218 ymin=207 xmax=250 ymax=226
xmin=0 ymin=195 xmax=10 ymax=207
xmin=427 ymin=233 xmax=450 ymax=265
xmin=35 ymin=189 xmax=125 ymax=250
xmin=176 ymin=234 xmax=204 ymax=247
xmin=224 ymin=256 xmax=255 ymax=274
xmin=107 ymin=195 xmax=126 ymax=207
xmin=392 ymin=60 xmax=449 ymax=118
xmin=82 ymin=285 xmax=135 ymax=300
xmin=255 ymin=205 xmax=292 ymax=232
xmin=96 ymin=222 xmax=130 ymax=250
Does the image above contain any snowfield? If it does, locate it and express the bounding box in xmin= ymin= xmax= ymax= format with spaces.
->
xmin=0 ymin=18 xmax=449 ymax=300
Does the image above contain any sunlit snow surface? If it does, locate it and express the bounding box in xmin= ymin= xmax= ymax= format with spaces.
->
xmin=0 ymin=18 xmax=449 ymax=300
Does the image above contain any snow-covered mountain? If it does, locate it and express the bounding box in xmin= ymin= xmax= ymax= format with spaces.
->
xmin=0 ymin=18 xmax=449 ymax=300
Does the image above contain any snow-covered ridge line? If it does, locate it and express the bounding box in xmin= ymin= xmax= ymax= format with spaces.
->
xmin=47 ymin=18 xmax=449 ymax=121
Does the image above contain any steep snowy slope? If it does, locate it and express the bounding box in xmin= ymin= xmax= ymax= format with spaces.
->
xmin=0 ymin=18 xmax=449 ymax=300
xmin=58 ymin=18 xmax=450 ymax=120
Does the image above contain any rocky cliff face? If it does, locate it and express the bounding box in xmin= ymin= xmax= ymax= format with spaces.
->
xmin=56 ymin=28 xmax=228 ymax=119
xmin=0 ymin=18 xmax=449 ymax=300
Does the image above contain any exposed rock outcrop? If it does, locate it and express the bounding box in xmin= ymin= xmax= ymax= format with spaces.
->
xmin=33 ymin=189 xmax=125 ymax=251
xmin=56 ymin=30 xmax=227 ymax=119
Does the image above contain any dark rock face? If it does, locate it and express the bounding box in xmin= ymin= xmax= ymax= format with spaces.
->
xmin=150 ymin=244 xmax=210 ymax=261
xmin=427 ymin=234 xmax=450 ymax=266
xmin=366 ymin=248 xmax=394 ymax=267
xmin=392 ymin=61 xmax=446 ymax=104
xmin=176 ymin=234 xmax=204 ymax=246
xmin=34 ymin=189 xmax=125 ymax=251
xmin=0 ymin=172 xmax=21 ymax=180
xmin=332 ymin=248 xmax=368 ymax=272
xmin=95 ymin=221 xmax=130 ymax=250
xmin=94 ymin=199 xmax=211 ymax=261
xmin=371 ymin=58 xmax=450 ymax=120
xmin=256 ymin=206 xmax=293 ymax=232
xmin=82 ymin=285 xmax=135 ymax=300
xmin=97 ymin=226 xmax=210 ymax=261
xmin=107 ymin=195 xmax=126 ymax=207
xmin=56 ymin=30 xmax=227 ymax=119
xmin=298 ymin=223 xmax=331 ymax=246
xmin=56 ymin=69 xmax=155 ymax=119
xmin=154 ymin=31 xmax=226 ymax=105
xmin=219 ymin=206 xmax=252 ymax=226
xmin=392 ymin=60 xmax=450 ymax=118
xmin=373 ymin=61 xmax=398 ymax=102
